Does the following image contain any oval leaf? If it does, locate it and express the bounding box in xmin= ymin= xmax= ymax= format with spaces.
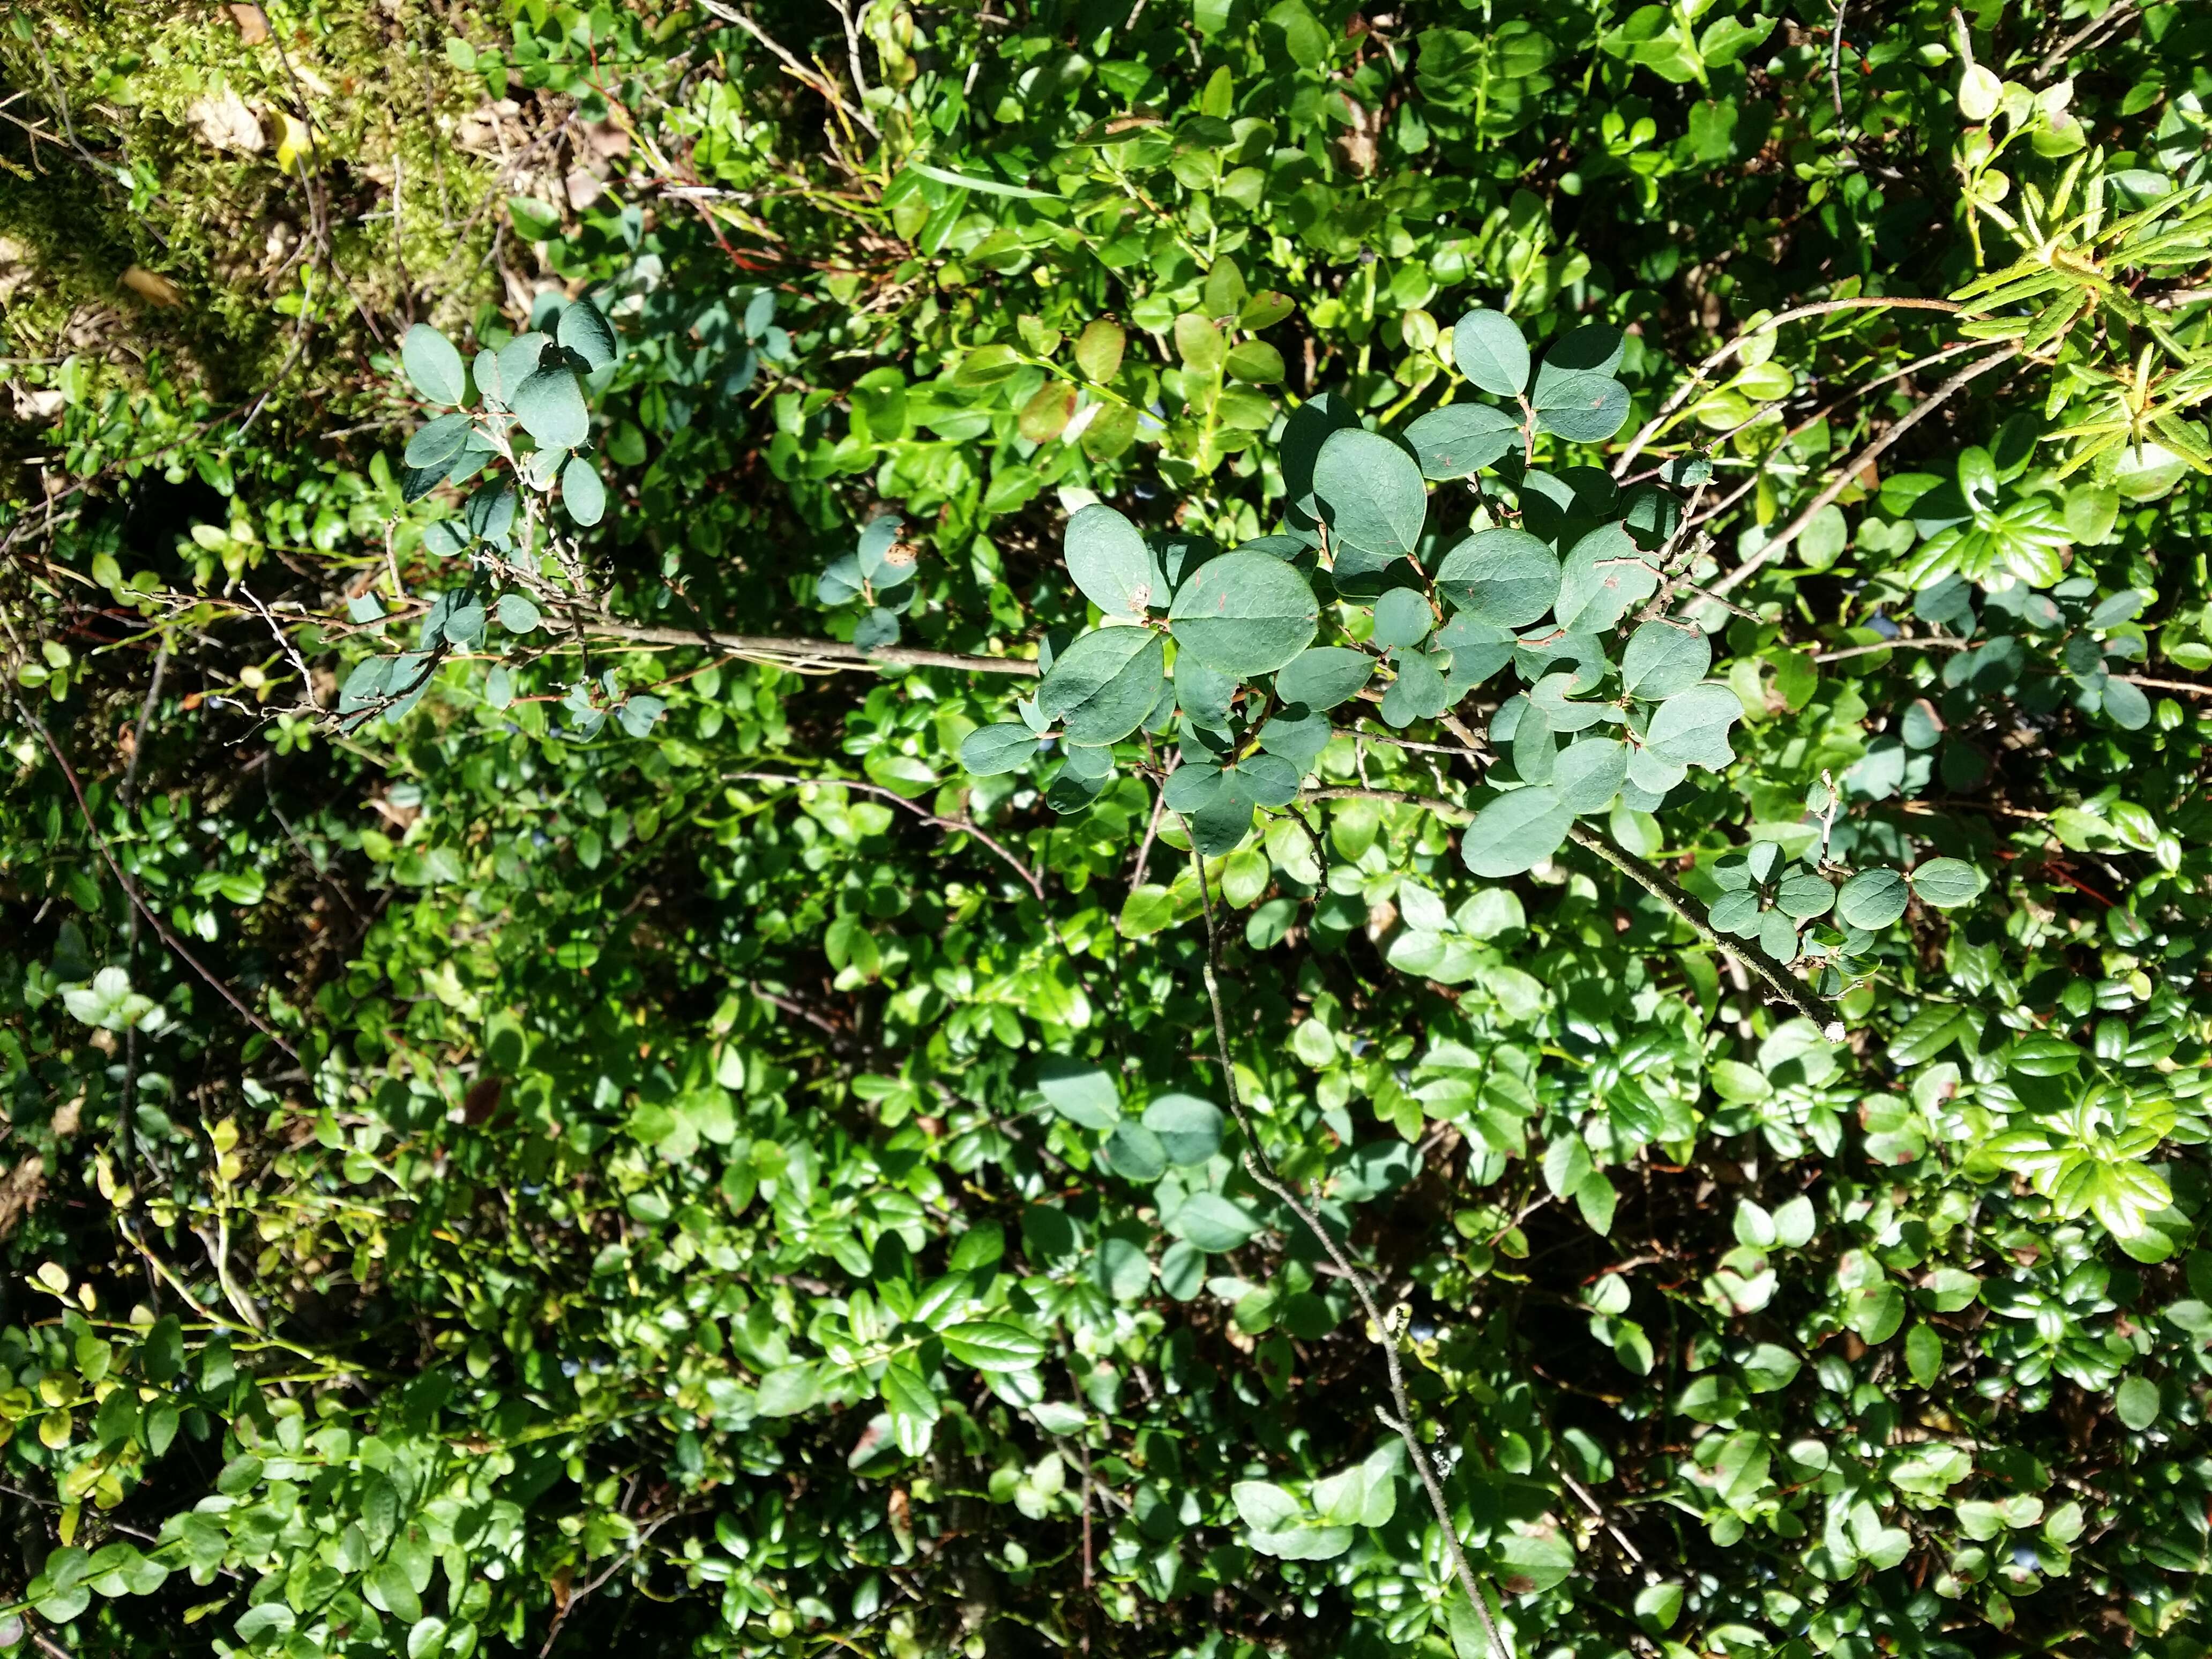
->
xmin=1642 ymin=682 xmax=1742 ymax=771
xmin=1836 ymin=869 xmax=1909 ymax=930
xmin=403 ymin=412 xmax=471 ymax=470
xmin=1275 ymin=646 xmax=1374 ymax=711
xmin=1075 ymin=319 xmax=1125 ymax=382
xmin=1065 ymin=504 xmax=1162 ymax=617
xmin=512 ymin=367 xmax=589 ymax=450
xmin=1552 ymin=737 xmax=1626 ymax=814
xmin=556 ymin=298 xmax=620 ymax=370
xmin=1621 ymin=619 xmax=1712 ymax=700
xmin=1461 ymin=786 xmax=1572 ymax=877
xmin=1403 ymin=403 xmax=1521 ymax=479
xmin=401 ymin=324 xmax=468 ymax=407
xmin=1168 ymin=551 xmax=1319 ymax=676
xmin=941 ymin=1321 xmax=1047 ymax=1372
xmin=1312 ymin=429 xmax=1427 ymax=561
xmin=562 ymin=455 xmax=607 ymax=526
xmin=961 ymin=724 xmax=1040 ymax=776
xmin=1908 ymin=857 xmax=1981 ymax=908
xmin=1534 ymin=371 xmax=1632 ymax=443
xmin=1142 ymin=1093 xmax=1224 ymax=1165
xmin=1434 ymin=528 xmax=1561 ymax=628
xmin=1037 ymin=627 xmax=1167 ymax=745
xmin=1168 ymin=1192 xmax=1261 ymax=1251
xmin=1453 ymin=308 xmax=1529 ymax=397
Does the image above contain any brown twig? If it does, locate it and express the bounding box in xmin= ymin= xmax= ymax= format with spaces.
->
xmin=698 ymin=0 xmax=881 ymax=137
xmin=1611 ymin=297 xmax=1965 ymax=478
xmin=1564 ymin=821 xmax=1841 ymax=1037
xmin=1182 ymin=832 xmax=1513 ymax=1659
xmin=14 ymin=696 xmax=302 ymax=1064
xmin=1708 ymin=347 xmax=2020 ymax=597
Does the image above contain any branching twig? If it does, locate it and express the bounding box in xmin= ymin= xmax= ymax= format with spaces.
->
xmin=1708 ymin=346 xmax=2020 ymax=597
xmin=14 ymin=696 xmax=302 ymax=1064
xmin=698 ymin=0 xmax=881 ymax=137
xmin=1564 ymin=821 xmax=1841 ymax=1038
xmin=1182 ymin=832 xmax=1513 ymax=1659
xmin=1611 ymin=297 xmax=1964 ymax=478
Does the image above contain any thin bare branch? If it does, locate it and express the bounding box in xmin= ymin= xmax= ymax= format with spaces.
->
xmin=1182 ymin=832 xmax=1513 ymax=1659
xmin=1611 ymin=297 xmax=1964 ymax=478
xmin=14 ymin=696 xmax=303 ymax=1064
xmin=1565 ymin=821 xmax=1841 ymax=1037
xmin=1708 ymin=347 xmax=2019 ymax=597
xmin=700 ymin=0 xmax=881 ymax=137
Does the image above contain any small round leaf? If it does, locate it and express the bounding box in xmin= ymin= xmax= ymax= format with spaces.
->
xmin=1168 ymin=550 xmax=1319 ymax=676
xmin=1312 ymin=429 xmax=1428 ymax=561
xmin=1434 ymin=528 xmax=1560 ymax=628
xmin=1274 ymin=646 xmax=1374 ymax=711
xmin=1038 ymin=627 xmax=1167 ymax=745
xmin=1461 ymin=786 xmax=1572 ymax=877
xmin=562 ymin=455 xmax=606 ymax=526
xmin=512 ymin=368 xmax=589 ymax=450
xmin=401 ymin=324 xmax=468 ymax=407
xmin=1621 ymin=620 xmax=1712 ymax=700
xmin=1453 ymin=308 xmax=1530 ymax=397
xmin=1908 ymin=858 xmax=1982 ymax=908
xmin=556 ymin=298 xmax=621 ymax=370
xmin=1402 ymin=403 xmax=1521 ymax=479
xmin=1642 ymin=682 xmax=1743 ymax=771
xmin=961 ymin=724 xmax=1040 ymax=776
xmin=1065 ymin=504 xmax=1162 ymax=617
xmin=1836 ymin=869 xmax=1909 ymax=930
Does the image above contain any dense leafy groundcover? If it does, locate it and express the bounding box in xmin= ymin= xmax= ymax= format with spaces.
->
xmin=6 ymin=0 xmax=2212 ymax=1656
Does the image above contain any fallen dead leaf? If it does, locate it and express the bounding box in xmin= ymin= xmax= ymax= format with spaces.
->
xmin=228 ymin=3 xmax=270 ymax=43
xmin=120 ymin=266 xmax=183 ymax=308
xmin=0 ymin=1159 xmax=46 ymax=1240
xmin=188 ymin=87 xmax=266 ymax=154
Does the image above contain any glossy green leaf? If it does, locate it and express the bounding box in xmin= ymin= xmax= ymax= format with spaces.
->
xmin=941 ymin=1322 xmax=1048 ymax=1371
